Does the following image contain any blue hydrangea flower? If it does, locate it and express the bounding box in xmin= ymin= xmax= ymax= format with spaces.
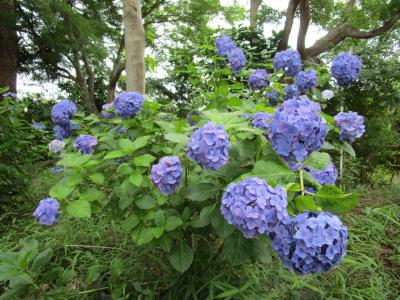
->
xmin=221 ymin=177 xmax=289 ymax=239
xmin=151 ymin=156 xmax=182 ymax=196
xmin=186 ymin=111 xmax=200 ymax=126
xmin=228 ymin=48 xmax=246 ymax=74
xmin=215 ymin=36 xmax=237 ymax=57
xmin=266 ymin=90 xmax=279 ymax=106
xmin=251 ymin=112 xmax=273 ymax=130
xmin=334 ymin=111 xmax=365 ymax=142
xmin=270 ymin=211 xmax=348 ymax=275
xmin=74 ymin=134 xmax=97 ymax=154
xmin=48 ymin=139 xmax=65 ymax=153
xmin=284 ymin=84 xmax=299 ymax=100
xmin=101 ymin=102 xmax=115 ymax=119
xmin=331 ymin=53 xmax=362 ymax=86
xmin=33 ymin=198 xmax=60 ymax=226
xmin=268 ymin=97 xmax=328 ymax=169
xmin=118 ymin=126 xmax=127 ymax=134
xmin=51 ymin=167 xmax=64 ymax=173
xmin=53 ymin=122 xmax=78 ymax=140
xmin=247 ymin=69 xmax=269 ymax=91
xmin=273 ymin=49 xmax=302 ymax=77
xmin=186 ymin=122 xmax=230 ymax=170
xmin=295 ymin=70 xmax=317 ymax=91
xmin=305 ymin=162 xmax=338 ymax=186
xmin=51 ymin=99 xmax=77 ymax=125
xmin=241 ymin=113 xmax=252 ymax=120
xmin=2 ymin=92 xmax=17 ymax=99
xmin=32 ymin=122 xmax=46 ymax=130
xmin=114 ymin=92 xmax=144 ymax=119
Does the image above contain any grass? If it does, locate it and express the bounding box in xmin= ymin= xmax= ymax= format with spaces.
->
xmin=0 ymin=168 xmax=399 ymax=299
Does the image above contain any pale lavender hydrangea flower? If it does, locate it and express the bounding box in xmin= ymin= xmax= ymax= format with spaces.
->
xmin=334 ymin=111 xmax=365 ymax=142
xmin=114 ymin=92 xmax=144 ymax=119
xmin=32 ymin=122 xmax=46 ymax=130
xmin=270 ymin=211 xmax=348 ymax=275
xmin=221 ymin=177 xmax=289 ymax=238
xmin=321 ymin=90 xmax=334 ymax=100
xmin=33 ymin=198 xmax=60 ymax=226
xmin=331 ymin=53 xmax=362 ymax=86
xmin=186 ymin=122 xmax=230 ymax=170
xmin=151 ymin=156 xmax=182 ymax=195
xmin=74 ymin=134 xmax=97 ymax=154
xmin=48 ymin=139 xmax=65 ymax=153
xmin=273 ymin=49 xmax=302 ymax=77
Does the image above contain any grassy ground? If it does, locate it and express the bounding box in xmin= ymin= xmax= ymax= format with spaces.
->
xmin=0 ymin=169 xmax=399 ymax=299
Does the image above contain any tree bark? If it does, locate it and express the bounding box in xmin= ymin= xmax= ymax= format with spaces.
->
xmin=106 ymin=37 xmax=125 ymax=103
xmin=0 ymin=0 xmax=17 ymax=94
xmin=278 ymin=0 xmax=300 ymax=51
xmin=297 ymin=0 xmax=310 ymax=58
xmin=123 ymin=0 xmax=145 ymax=94
xmin=250 ymin=0 xmax=262 ymax=27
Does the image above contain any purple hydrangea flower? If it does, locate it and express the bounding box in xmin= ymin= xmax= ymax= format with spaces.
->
xmin=284 ymin=84 xmax=299 ymax=100
xmin=241 ymin=113 xmax=252 ymax=120
xmin=186 ymin=122 xmax=230 ymax=170
xmin=101 ymin=102 xmax=114 ymax=119
xmin=51 ymin=167 xmax=64 ymax=173
xmin=305 ymin=162 xmax=338 ymax=186
xmin=114 ymin=92 xmax=144 ymax=119
xmin=32 ymin=122 xmax=46 ymax=130
xmin=266 ymin=90 xmax=279 ymax=106
xmin=221 ymin=177 xmax=289 ymax=238
xmin=33 ymin=198 xmax=60 ymax=226
xmin=247 ymin=69 xmax=270 ymax=91
xmin=268 ymin=97 xmax=328 ymax=169
xmin=295 ymin=70 xmax=317 ymax=91
xmin=270 ymin=211 xmax=348 ymax=275
xmin=48 ymin=139 xmax=65 ymax=153
xmin=331 ymin=53 xmax=362 ymax=86
xmin=251 ymin=112 xmax=273 ymax=130
xmin=228 ymin=48 xmax=246 ymax=74
xmin=151 ymin=156 xmax=182 ymax=196
xmin=334 ymin=111 xmax=365 ymax=142
xmin=74 ymin=134 xmax=97 ymax=154
xmin=51 ymin=99 xmax=77 ymax=125
xmin=273 ymin=49 xmax=302 ymax=77
xmin=215 ymin=36 xmax=237 ymax=57
xmin=53 ymin=123 xmax=78 ymax=140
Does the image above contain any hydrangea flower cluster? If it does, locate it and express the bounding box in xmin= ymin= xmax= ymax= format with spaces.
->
xmin=101 ymin=102 xmax=115 ymax=119
xmin=33 ymin=198 xmax=60 ymax=226
xmin=221 ymin=177 xmax=289 ymax=238
xmin=251 ymin=112 xmax=273 ymax=130
xmin=48 ymin=139 xmax=65 ymax=153
xmin=273 ymin=49 xmax=302 ymax=77
xmin=2 ymin=92 xmax=17 ymax=98
xmin=228 ymin=48 xmax=246 ymax=74
xmin=74 ymin=134 xmax=97 ymax=154
xmin=32 ymin=122 xmax=46 ymax=130
xmin=334 ymin=111 xmax=365 ymax=142
xmin=268 ymin=97 xmax=328 ymax=168
xmin=270 ymin=211 xmax=348 ymax=275
xmin=51 ymin=167 xmax=64 ymax=173
xmin=321 ymin=89 xmax=334 ymax=100
xmin=51 ymin=99 xmax=78 ymax=140
xmin=186 ymin=122 xmax=230 ymax=170
xmin=247 ymin=69 xmax=269 ymax=91
xmin=118 ymin=126 xmax=127 ymax=134
xmin=265 ymin=90 xmax=279 ymax=106
xmin=215 ymin=36 xmax=236 ymax=57
xmin=331 ymin=53 xmax=362 ymax=86
xmin=151 ymin=156 xmax=182 ymax=196
xmin=114 ymin=92 xmax=144 ymax=119
xmin=295 ymin=70 xmax=317 ymax=91
xmin=305 ymin=162 xmax=338 ymax=186
xmin=284 ymin=84 xmax=299 ymax=100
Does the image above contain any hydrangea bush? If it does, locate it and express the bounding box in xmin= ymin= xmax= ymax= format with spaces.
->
xmin=38 ymin=37 xmax=366 ymax=276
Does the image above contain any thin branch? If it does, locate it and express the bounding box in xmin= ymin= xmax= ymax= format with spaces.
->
xmin=278 ymin=0 xmax=300 ymax=51
xmin=142 ymin=0 xmax=165 ymax=18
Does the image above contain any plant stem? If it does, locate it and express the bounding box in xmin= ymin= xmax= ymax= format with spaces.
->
xmin=64 ymin=244 xmax=130 ymax=253
xmin=299 ymin=169 xmax=304 ymax=196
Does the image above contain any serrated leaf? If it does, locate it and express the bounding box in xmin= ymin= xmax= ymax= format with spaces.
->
xmin=67 ymin=200 xmax=91 ymax=218
xmin=302 ymin=152 xmax=330 ymax=170
xmin=131 ymin=135 xmax=152 ymax=152
xmin=122 ymin=214 xmax=140 ymax=231
xmin=221 ymin=232 xmax=252 ymax=265
xmin=294 ymin=195 xmax=321 ymax=212
xmin=119 ymin=139 xmax=135 ymax=155
xmin=252 ymin=159 xmax=296 ymax=184
xmin=79 ymin=188 xmax=103 ymax=202
xmin=184 ymin=183 xmax=220 ymax=201
xmin=135 ymin=228 xmax=155 ymax=246
xmin=58 ymin=153 xmax=91 ymax=167
xmin=167 ymin=241 xmax=194 ymax=273
xmin=49 ymin=184 xmax=74 ymax=200
xmin=129 ymin=171 xmax=143 ymax=187
xmin=133 ymin=154 xmax=156 ymax=167
xmin=315 ymin=185 xmax=359 ymax=213
xmin=136 ymin=195 xmax=156 ymax=209
xmin=89 ymin=173 xmax=104 ymax=185
xmin=165 ymin=216 xmax=183 ymax=231
xmin=104 ymin=150 xmax=126 ymax=160
xmin=164 ymin=133 xmax=188 ymax=144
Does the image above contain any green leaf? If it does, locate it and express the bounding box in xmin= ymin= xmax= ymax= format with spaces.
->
xmin=67 ymin=200 xmax=91 ymax=218
xmin=294 ymin=195 xmax=321 ymax=212
xmin=154 ymin=210 xmax=166 ymax=227
xmin=251 ymin=237 xmax=272 ymax=264
xmin=129 ymin=171 xmax=143 ymax=187
xmin=164 ymin=133 xmax=188 ymax=144
xmin=315 ymin=185 xmax=359 ymax=213
xmin=135 ymin=228 xmax=155 ymax=246
xmin=122 ymin=214 xmax=140 ymax=231
xmin=119 ymin=139 xmax=135 ymax=155
xmin=184 ymin=183 xmax=220 ymax=201
xmin=64 ymin=175 xmax=84 ymax=187
xmin=221 ymin=232 xmax=252 ymax=265
xmin=89 ymin=173 xmax=104 ymax=185
xmin=58 ymin=153 xmax=91 ymax=167
xmin=342 ymin=142 xmax=356 ymax=158
xmin=79 ymin=188 xmax=103 ymax=202
xmin=86 ymin=265 xmax=103 ymax=284
xmin=104 ymin=150 xmax=126 ymax=160
xmin=136 ymin=195 xmax=156 ymax=209
xmin=167 ymin=241 xmax=194 ymax=273
xmin=165 ymin=216 xmax=183 ymax=231
xmin=302 ymin=152 xmax=330 ymax=170
xmin=131 ymin=136 xmax=152 ymax=152
xmin=117 ymin=164 xmax=134 ymax=175
xmin=49 ymin=184 xmax=74 ymax=200
xmin=210 ymin=210 xmax=235 ymax=239
xmin=133 ymin=154 xmax=156 ymax=167
xmin=252 ymin=159 xmax=296 ymax=184
xmin=31 ymin=248 xmax=53 ymax=272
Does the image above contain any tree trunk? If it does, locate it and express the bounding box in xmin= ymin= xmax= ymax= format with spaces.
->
xmin=0 ymin=0 xmax=17 ymax=94
xmin=123 ymin=0 xmax=145 ymax=94
xmin=250 ymin=0 xmax=262 ymax=27
xmin=278 ymin=0 xmax=300 ymax=51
